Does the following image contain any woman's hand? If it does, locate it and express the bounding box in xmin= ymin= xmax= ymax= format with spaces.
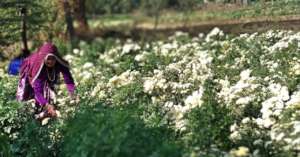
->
xmin=45 ymin=104 xmax=57 ymax=117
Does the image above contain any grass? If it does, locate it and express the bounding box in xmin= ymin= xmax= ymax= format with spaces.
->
xmin=87 ymin=1 xmax=300 ymax=30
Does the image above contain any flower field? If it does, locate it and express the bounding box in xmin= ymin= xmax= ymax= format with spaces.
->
xmin=1 ymin=28 xmax=300 ymax=156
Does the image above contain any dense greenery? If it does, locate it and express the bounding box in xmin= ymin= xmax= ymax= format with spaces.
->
xmin=2 ymin=29 xmax=300 ymax=156
xmin=2 ymin=0 xmax=300 ymax=156
xmin=87 ymin=0 xmax=300 ymax=31
xmin=0 ymin=0 xmax=58 ymax=46
xmin=61 ymin=105 xmax=182 ymax=157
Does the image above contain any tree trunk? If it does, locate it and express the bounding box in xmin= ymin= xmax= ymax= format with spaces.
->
xmin=242 ymin=0 xmax=248 ymax=5
xmin=154 ymin=13 xmax=159 ymax=30
xmin=73 ymin=0 xmax=89 ymax=30
xmin=63 ymin=0 xmax=76 ymax=49
xmin=20 ymin=7 xmax=28 ymax=52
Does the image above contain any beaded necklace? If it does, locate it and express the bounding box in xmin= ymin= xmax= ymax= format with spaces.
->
xmin=46 ymin=68 xmax=55 ymax=82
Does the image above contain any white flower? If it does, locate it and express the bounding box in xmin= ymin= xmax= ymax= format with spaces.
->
xmin=253 ymin=149 xmax=260 ymax=156
xmin=286 ymin=91 xmax=300 ymax=106
xmin=205 ymin=27 xmax=224 ymax=42
xmin=41 ymin=118 xmax=51 ymax=126
xmin=79 ymin=50 xmax=84 ymax=56
xmin=269 ymin=40 xmax=289 ymax=52
xmin=240 ymin=69 xmax=252 ymax=80
xmin=253 ymin=139 xmax=263 ymax=145
xmin=4 ymin=127 xmax=11 ymax=134
xmin=278 ymin=86 xmax=290 ymax=101
xmin=64 ymin=54 xmax=74 ymax=62
xmin=236 ymin=96 xmax=253 ymax=105
xmin=275 ymin=132 xmax=285 ymax=141
xmin=291 ymin=63 xmax=300 ymax=75
xmin=263 ymin=118 xmax=275 ymax=128
xmin=164 ymin=101 xmax=174 ymax=108
xmin=264 ymin=141 xmax=273 ymax=148
xmin=122 ymin=43 xmax=141 ymax=54
xmin=160 ymin=43 xmax=178 ymax=56
xmin=241 ymin=117 xmax=251 ymax=124
xmin=230 ymin=131 xmax=242 ymax=141
xmin=73 ymin=48 xmax=80 ymax=54
xmin=175 ymin=119 xmax=187 ymax=131
xmin=134 ymin=54 xmax=145 ymax=62
xmin=83 ymin=62 xmax=94 ymax=69
xmin=284 ymin=138 xmax=292 ymax=143
xmin=239 ymin=33 xmax=249 ymax=38
xmin=293 ymin=121 xmax=300 ymax=135
xmin=184 ymin=88 xmax=204 ymax=110
xmin=198 ymin=33 xmax=204 ymax=38
xmin=108 ymin=70 xmax=139 ymax=88
xmin=255 ymin=118 xmax=264 ymax=127
xmin=230 ymin=146 xmax=249 ymax=157
xmin=143 ymin=79 xmax=155 ymax=93
xmin=273 ymin=109 xmax=282 ymax=116
xmin=230 ymin=123 xmax=238 ymax=132
xmin=174 ymin=31 xmax=188 ymax=37
xmin=156 ymin=79 xmax=167 ymax=89
xmin=56 ymin=110 xmax=61 ymax=118
xmin=80 ymin=71 xmax=92 ymax=80
xmin=292 ymin=138 xmax=300 ymax=145
xmin=260 ymin=94 xmax=286 ymax=121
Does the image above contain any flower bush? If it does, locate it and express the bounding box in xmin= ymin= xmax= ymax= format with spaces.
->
xmin=2 ymin=28 xmax=300 ymax=156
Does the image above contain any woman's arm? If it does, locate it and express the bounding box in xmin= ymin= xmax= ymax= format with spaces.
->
xmin=60 ymin=65 xmax=75 ymax=95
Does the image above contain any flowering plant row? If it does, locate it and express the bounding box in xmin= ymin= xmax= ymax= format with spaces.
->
xmin=2 ymin=28 xmax=300 ymax=156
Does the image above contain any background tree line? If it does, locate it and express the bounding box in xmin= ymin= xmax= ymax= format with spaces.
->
xmin=85 ymin=0 xmax=274 ymax=15
xmin=0 ymin=0 xmax=288 ymax=54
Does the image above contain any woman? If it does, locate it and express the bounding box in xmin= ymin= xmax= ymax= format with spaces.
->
xmin=17 ymin=42 xmax=75 ymax=118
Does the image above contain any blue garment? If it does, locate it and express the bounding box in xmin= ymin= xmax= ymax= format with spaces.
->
xmin=8 ymin=58 xmax=23 ymax=75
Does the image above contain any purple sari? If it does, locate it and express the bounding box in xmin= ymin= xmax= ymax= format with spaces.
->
xmin=17 ymin=42 xmax=75 ymax=106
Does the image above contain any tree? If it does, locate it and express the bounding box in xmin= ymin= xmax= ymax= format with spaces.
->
xmin=72 ymin=0 xmax=89 ymax=30
xmin=20 ymin=7 xmax=28 ymax=51
xmin=62 ymin=0 xmax=77 ymax=49
xmin=141 ymin=0 xmax=168 ymax=30
xmin=178 ymin=0 xmax=200 ymax=27
xmin=0 ymin=0 xmax=56 ymax=46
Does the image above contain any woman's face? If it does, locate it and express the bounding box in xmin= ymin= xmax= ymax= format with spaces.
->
xmin=45 ymin=55 xmax=56 ymax=68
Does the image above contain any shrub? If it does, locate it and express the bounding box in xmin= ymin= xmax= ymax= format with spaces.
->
xmin=0 ymin=134 xmax=12 ymax=157
xmin=185 ymin=80 xmax=234 ymax=151
xmin=60 ymin=105 xmax=182 ymax=157
xmin=11 ymin=120 xmax=62 ymax=157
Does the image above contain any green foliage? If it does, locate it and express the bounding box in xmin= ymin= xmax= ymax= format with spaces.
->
xmin=52 ymin=37 xmax=72 ymax=57
xmin=140 ymin=0 xmax=168 ymax=17
xmin=3 ymin=27 xmax=300 ymax=157
xmin=0 ymin=0 xmax=57 ymax=45
xmin=86 ymin=0 xmax=203 ymax=15
xmin=185 ymin=80 xmax=234 ymax=150
xmin=11 ymin=120 xmax=62 ymax=157
xmin=0 ymin=134 xmax=12 ymax=157
xmin=79 ymin=38 xmax=116 ymax=61
xmin=0 ymin=76 xmax=31 ymax=141
xmin=110 ymin=82 xmax=149 ymax=106
xmin=61 ymin=105 xmax=182 ymax=157
xmin=0 ymin=76 xmax=52 ymax=157
xmin=86 ymin=0 xmax=139 ymax=15
xmin=206 ymin=0 xmax=300 ymax=20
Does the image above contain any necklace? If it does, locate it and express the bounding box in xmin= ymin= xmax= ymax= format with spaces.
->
xmin=46 ymin=68 xmax=55 ymax=82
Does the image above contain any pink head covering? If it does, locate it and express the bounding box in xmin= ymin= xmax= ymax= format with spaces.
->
xmin=20 ymin=42 xmax=69 ymax=85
